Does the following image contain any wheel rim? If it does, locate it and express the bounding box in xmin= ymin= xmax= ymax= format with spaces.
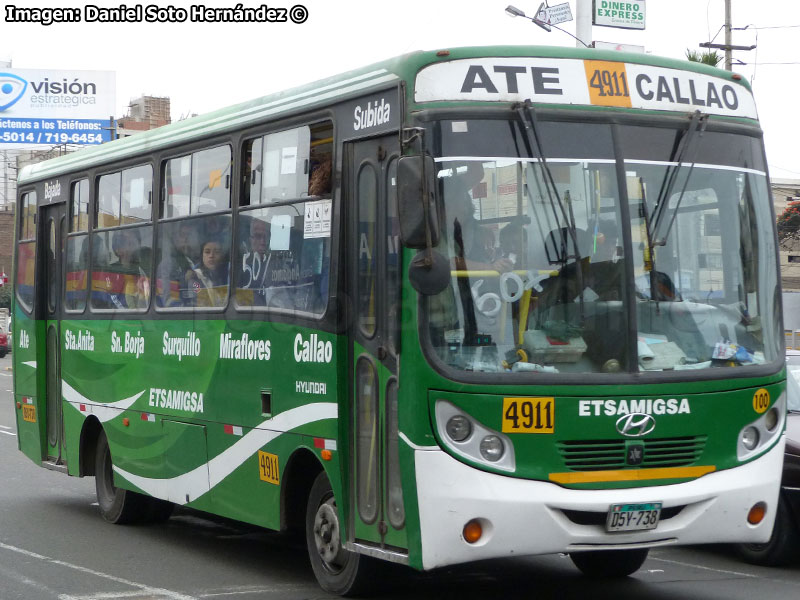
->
xmin=313 ymin=496 xmax=346 ymax=572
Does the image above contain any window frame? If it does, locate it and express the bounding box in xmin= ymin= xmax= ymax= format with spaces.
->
xmin=65 ymin=178 xmax=91 ymax=314
xmin=153 ymin=212 xmax=233 ymax=313
xmin=15 ymin=190 xmax=38 ymax=314
xmin=161 ymin=144 xmax=233 ymax=218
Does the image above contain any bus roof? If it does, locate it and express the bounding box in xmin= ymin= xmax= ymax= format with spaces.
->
xmin=18 ymin=45 xmax=753 ymax=185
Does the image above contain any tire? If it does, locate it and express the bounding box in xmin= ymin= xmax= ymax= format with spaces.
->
xmin=570 ymin=548 xmax=649 ymax=577
xmin=306 ymin=471 xmax=374 ymax=596
xmin=737 ymin=493 xmax=800 ymax=566
xmin=94 ymin=430 xmax=151 ymax=524
xmin=144 ymin=498 xmax=175 ymax=524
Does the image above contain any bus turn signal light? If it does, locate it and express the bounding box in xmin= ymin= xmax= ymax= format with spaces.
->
xmin=463 ymin=519 xmax=483 ymax=543
xmin=748 ymin=502 xmax=766 ymax=525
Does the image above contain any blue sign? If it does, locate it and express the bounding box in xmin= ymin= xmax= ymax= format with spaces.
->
xmin=0 ymin=68 xmax=116 ymax=148
xmin=0 ymin=117 xmax=111 ymax=145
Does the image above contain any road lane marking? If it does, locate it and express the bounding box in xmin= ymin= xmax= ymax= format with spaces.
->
xmin=198 ymin=584 xmax=313 ymax=597
xmin=0 ymin=431 xmax=16 ymax=436
xmin=650 ymin=555 xmax=757 ymax=578
xmin=0 ymin=561 xmax=62 ymax=597
xmin=0 ymin=541 xmax=196 ymax=600
xmin=0 ymin=425 xmax=12 ymax=430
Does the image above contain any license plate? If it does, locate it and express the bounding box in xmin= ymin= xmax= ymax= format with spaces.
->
xmin=22 ymin=404 xmax=36 ymax=423
xmin=606 ymin=502 xmax=661 ymax=532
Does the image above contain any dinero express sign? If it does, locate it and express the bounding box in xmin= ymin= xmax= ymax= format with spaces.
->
xmin=593 ymin=0 xmax=646 ymax=30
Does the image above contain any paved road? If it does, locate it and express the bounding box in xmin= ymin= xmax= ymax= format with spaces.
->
xmin=2 ymin=353 xmax=800 ymax=599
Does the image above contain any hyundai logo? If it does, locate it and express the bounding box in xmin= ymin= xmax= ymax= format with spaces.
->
xmin=615 ymin=413 xmax=656 ymax=437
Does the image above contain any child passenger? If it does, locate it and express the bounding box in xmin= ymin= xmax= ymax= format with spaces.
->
xmin=188 ymin=239 xmax=229 ymax=307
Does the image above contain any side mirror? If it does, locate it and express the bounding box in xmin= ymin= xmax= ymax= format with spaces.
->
xmin=398 ymin=154 xmax=439 ymax=249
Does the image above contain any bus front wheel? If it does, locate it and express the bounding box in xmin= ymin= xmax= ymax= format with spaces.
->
xmin=569 ymin=548 xmax=649 ymax=577
xmin=736 ymin=493 xmax=800 ymax=566
xmin=305 ymin=471 xmax=373 ymax=596
xmin=94 ymin=430 xmax=153 ymax=524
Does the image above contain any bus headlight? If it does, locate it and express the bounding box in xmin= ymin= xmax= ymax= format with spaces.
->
xmin=741 ymin=426 xmax=759 ymax=450
xmin=435 ymin=400 xmax=515 ymax=472
xmin=737 ymin=391 xmax=786 ymax=461
xmin=764 ymin=407 xmax=780 ymax=432
xmin=446 ymin=415 xmax=473 ymax=442
xmin=479 ymin=435 xmax=504 ymax=461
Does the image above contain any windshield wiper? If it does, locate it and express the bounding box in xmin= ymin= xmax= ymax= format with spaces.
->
xmin=649 ymin=110 xmax=708 ymax=246
xmin=514 ymin=100 xmax=584 ymax=318
xmin=637 ymin=111 xmax=707 ymax=304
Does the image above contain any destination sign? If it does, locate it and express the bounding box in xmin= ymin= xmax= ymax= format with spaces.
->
xmin=414 ymin=57 xmax=757 ymax=119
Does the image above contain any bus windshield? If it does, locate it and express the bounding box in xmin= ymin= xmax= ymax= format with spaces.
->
xmin=426 ymin=118 xmax=781 ymax=376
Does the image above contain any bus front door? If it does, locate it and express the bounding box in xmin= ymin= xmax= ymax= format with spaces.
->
xmin=347 ymin=134 xmax=407 ymax=555
xmin=41 ymin=203 xmax=67 ymax=466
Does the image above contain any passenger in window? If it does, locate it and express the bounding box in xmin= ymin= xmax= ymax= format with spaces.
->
xmin=448 ymin=164 xmax=512 ymax=274
xmin=202 ymin=215 xmax=230 ymax=250
xmin=188 ymin=238 xmax=229 ymax=307
xmin=156 ymin=221 xmax=199 ymax=307
xmin=238 ymin=217 xmax=270 ymax=305
xmin=308 ymin=153 xmax=332 ymax=196
xmin=106 ymin=229 xmax=149 ymax=309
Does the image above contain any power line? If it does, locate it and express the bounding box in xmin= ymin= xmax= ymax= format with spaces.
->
xmin=734 ymin=24 xmax=800 ymax=30
xmin=741 ymin=61 xmax=800 ymax=65
xmin=771 ymin=165 xmax=800 ymax=176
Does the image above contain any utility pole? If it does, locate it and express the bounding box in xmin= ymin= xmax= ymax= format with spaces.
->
xmin=700 ymin=0 xmax=755 ymax=71
xmin=575 ymin=0 xmax=592 ymax=48
xmin=724 ymin=0 xmax=732 ymax=71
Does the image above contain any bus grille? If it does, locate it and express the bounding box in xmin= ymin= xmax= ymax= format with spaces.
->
xmin=556 ymin=436 xmax=707 ymax=471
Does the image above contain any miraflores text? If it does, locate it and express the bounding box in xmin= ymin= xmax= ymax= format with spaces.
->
xmin=4 ymin=4 xmax=310 ymax=25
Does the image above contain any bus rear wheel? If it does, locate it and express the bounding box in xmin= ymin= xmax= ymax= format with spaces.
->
xmin=95 ymin=430 xmax=162 ymax=524
xmin=569 ymin=548 xmax=649 ymax=578
xmin=305 ymin=471 xmax=373 ymax=596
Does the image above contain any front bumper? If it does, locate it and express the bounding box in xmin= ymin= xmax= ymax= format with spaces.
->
xmin=415 ymin=435 xmax=785 ymax=569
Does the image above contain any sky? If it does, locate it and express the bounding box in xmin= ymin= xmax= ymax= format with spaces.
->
xmin=1 ymin=0 xmax=799 ymax=178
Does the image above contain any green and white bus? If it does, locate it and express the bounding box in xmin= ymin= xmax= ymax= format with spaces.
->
xmin=13 ymin=46 xmax=786 ymax=594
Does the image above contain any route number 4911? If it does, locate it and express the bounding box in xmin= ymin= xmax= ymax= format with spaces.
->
xmin=589 ymin=69 xmax=630 ymax=98
xmin=502 ymin=397 xmax=554 ymax=434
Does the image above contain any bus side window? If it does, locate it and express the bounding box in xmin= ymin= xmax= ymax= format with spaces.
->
xmin=91 ymin=165 xmax=154 ymax=311
xmin=156 ymin=215 xmax=231 ymax=309
xmin=66 ymin=179 xmax=90 ymax=312
xmin=235 ymin=207 xmax=330 ymax=314
xmin=16 ymin=191 xmax=37 ymax=312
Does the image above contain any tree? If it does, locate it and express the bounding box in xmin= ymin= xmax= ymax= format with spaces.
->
xmin=686 ymin=49 xmax=723 ymax=67
xmin=777 ymin=200 xmax=800 ymax=245
xmin=0 ymin=285 xmax=11 ymax=310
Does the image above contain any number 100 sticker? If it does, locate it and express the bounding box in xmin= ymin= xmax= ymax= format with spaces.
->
xmin=583 ymin=60 xmax=632 ymax=108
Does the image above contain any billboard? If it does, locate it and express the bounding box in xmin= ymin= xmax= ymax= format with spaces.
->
xmin=0 ymin=68 xmax=115 ymax=148
xmin=593 ymin=1 xmax=646 ymax=30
